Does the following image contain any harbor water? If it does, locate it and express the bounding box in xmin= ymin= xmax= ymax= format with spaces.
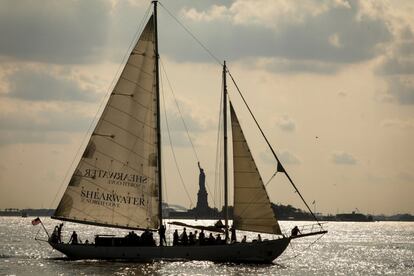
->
xmin=0 ymin=217 xmax=413 ymax=275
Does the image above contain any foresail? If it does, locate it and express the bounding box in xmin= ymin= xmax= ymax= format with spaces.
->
xmin=53 ymin=16 xmax=159 ymax=230
xmin=230 ymin=103 xmax=282 ymax=235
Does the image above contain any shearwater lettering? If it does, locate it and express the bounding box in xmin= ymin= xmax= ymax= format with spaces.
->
xmin=83 ymin=169 xmax=148 ymax=188
xmin=81 ymin=189 xmax=146 ymax=208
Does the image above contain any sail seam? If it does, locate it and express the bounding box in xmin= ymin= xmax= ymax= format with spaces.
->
xmin=107 ymin=105 xmax=155 ymax=131
xmin=127 ymin=61 xmax=153 ymax=77
xmin=235 ymin=219 xmax=277 ymax=222
xmin=234 ymin=171 xmax=260 ymax=173
xmin=92 ymin=145 xmax=150 ymax=165
xmin=100 ymin=118 xmax=152 ymax=145
xmin=54 ymin=204 xmax=151 ymax=230
xmin=234 ymin=202 xmax=272 ymax=205
xmin=111 ymin=90 xmax=154 ymax=112
xmin=235 ymin=186 xmax=268 ymax=189
xmin=120 ymin=76 xmax=154 ymax=94
xmin=52 ymin=215 xmax=154 ymax=231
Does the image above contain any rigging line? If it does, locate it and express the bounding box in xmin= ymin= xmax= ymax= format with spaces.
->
xmin=265 ymin=170 xmax=278 ymax=187
xmin=48 ymin=4 xmax=152 ymax=209
xmin=162 ymin=150 xmax=168 ymax=205
xmin=159 ymin=57 xmax=216 ymax=207
xmin=159 ymin=66 xmax=194 ymax=208
xmin=279 ymin=232 xmax=326 ymax=262
xmin=159 ymin=58 xmax=199 ymax=162
xmin=214 ymin=79 xmax=224 ymax=212
xmin=226 ymin=69 xmax=323 ymax=228
xmin=158 ymin=2 xmax=223 ymax=67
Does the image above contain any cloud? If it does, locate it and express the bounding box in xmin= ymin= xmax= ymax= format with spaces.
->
xmin=162 ymin=0 xmax=391 ymax=69
xmin=4 ymin=68 xmax=99 ymax=102
xmin=385 ymin=76 xmax=414 ymax=105
xmin=375 ymin=92 xmax=395 ymax=103
xmin=381 ymin=119 xmax=414 ymax=129
xmin=182 ymin=5 xmax=230 ymax=22
xmin=338 ymin=91 xmax=347 ymax=97
xmin=260 ymin=149 xmax=301 ymax=165
xmin=276 ymin=115 xmax=296 ymax=132
xmin=378 ymin=53 xmax=414 ymax=76
xmin=251 ymin=57 xmax=339 ymax=74
xmin=279 ymin=150 xmax=301 ymax=165
xmin=0 ymin=109 xmax=92 ymax=133
xmin=160 ymin=97 xmax=215 ymax=148
xmin=328 ymin=33 xmax=343 ymax=48
xmin=0 ymin=0 xmax=111 ymax=63
xmin=0 ymin=106 xmax=92 ymax=146
xmin=397 ymin=171 xmax=414 ymax=182
xmin=377 ymin=39 xmax=414 ymax=76
xmin=0 ymin=130 xmax=73 ymax=146
xmin=0 ymin=0 xmax=393 ymax=76
xmin=331 ymin=151 xmax=357 ymax=165
xmin=375 ymin=26 xmax=414 ymax=105
xmin=163 ymin=98 xmax=215 ymax=133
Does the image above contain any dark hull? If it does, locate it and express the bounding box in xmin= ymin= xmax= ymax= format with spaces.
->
xmin=50 ymin=238 xmax=290 ymax=263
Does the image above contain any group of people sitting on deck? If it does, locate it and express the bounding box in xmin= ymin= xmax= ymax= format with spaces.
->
xmin=50 ymin=223 xmax=302 ymax=246
xmin=172 ymin=228 xmax=226 ymax=246
xmin=124 ymin=229 xmax=156 ymax=246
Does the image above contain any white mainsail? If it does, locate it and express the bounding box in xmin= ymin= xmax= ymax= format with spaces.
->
xmin=230 ymin=103 xmax=282 ymax=235
xmin=53 ymin=16 xmax=159 ymax=230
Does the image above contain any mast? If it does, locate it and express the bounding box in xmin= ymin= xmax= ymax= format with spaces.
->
xmin=223 ymin=61 xmax=229 ymax=241
xmin=153 ymin=0 xmax=162 ymax=227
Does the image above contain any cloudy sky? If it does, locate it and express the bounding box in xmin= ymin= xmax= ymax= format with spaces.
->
xmin=0 ymin=0 xmax=413 ymax=215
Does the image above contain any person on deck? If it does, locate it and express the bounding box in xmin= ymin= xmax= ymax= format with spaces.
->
xmin=257 ymin=234 xmax=262 ymax=242
xmin=198 ymin=229 xmax=205 ymax=245
xmin=181 ymin=228 xmax=188 ymax=245
xmin=208 ymin=233 xmax=215 ymax=245
xmin=291 ymin=226 xmax=301 ymax=237
xmin=241 ymin=235 xmax=247 ymax=243
xmin=57 ymin=223 xmax=63 ymax=243
xmin=158 ymin=224 xmax=166 ymax=246
xmin=189 ymin=232 xmax=195 ymax=245
xmin=50 ymin=226 xmax=59 ymax=243
xmin=127 ymin=231 xmax=139 ymax=246
xmin=149 ymin=232 xmax=156 ymax=246
xmin=230 ymin=226 xmax=237 ymax=243
xmin=69 ymin=231 xmax=78 ymax=245
xmin=216 ymin=234 xmax=222 ymax=244
xmin=173 ymin=229 xmax=179 ymax=246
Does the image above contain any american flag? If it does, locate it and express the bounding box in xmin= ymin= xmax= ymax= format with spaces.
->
xmin=31 ymin=217 xmax=41 ymax=226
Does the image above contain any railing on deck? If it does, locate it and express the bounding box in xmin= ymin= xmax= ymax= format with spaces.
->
xmin=283 ymin=222 xmax=328 ymax=239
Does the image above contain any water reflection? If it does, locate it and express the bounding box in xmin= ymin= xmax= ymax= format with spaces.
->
xmin=0 ymin=217 xmax=413 ymax=275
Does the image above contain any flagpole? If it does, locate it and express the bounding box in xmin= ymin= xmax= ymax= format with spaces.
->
xmin=40 ymin=220 xmax=50 ymax=238
xmin=33 ymin=217 xmax=50 ymax=238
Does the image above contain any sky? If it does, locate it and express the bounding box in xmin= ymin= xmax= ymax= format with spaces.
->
xmin=0 ymin=0 xmax=413 ymax=215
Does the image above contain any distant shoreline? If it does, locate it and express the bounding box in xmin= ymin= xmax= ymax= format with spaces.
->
xmin=1 ymin=208 xmax=413 ymax=222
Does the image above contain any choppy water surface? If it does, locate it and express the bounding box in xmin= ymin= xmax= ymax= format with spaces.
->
xmin=0 ymin=217 xmax=413 ymax=275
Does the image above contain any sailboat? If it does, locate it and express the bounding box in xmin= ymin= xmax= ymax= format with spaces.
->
xmin=47 ymin=1 xmax=326 ymax=263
